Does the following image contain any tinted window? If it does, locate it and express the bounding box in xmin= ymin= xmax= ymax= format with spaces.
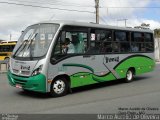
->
xmin=133 ymin=33 xmax=144 ymax=42
xmin=88 ymin=29 xmax=113 ymax=54
xmin=131 ymin=32 xmax=154 ymax=52
xmin=145 ymin=33 xmax=152 ymax=42
xmin=115 ymin=31 xmax=127 ymax=41
xmin=114 ymin=31 xmax=130 ymax=52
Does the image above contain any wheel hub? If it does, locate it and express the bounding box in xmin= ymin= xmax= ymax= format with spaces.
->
xmin=58 ymin=85 xmax=62 ymax=89
xmin=53 ymin=80 xmax=65 ymax=94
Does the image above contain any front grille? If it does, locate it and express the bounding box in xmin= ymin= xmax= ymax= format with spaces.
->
xmin=14 ymin=79 xmax=27 ymax=86
xmin=13 ymin=69 xmax=19 ymax=74
xmin=21 ymin=71 xmax=30 ymax=75
xmin=12 ymin=73 xmax=29 ymax=78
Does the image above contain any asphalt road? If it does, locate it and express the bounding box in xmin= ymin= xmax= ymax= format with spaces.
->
xmin=0 ymin=64 xmax=160 ymax=114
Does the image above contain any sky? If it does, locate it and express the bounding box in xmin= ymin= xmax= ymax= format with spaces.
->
xmin=0 ymin=0 xmax=160 ymax=40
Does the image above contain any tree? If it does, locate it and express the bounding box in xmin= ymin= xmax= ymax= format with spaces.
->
xmin=134 ymin=23 xmax=150 ymax=29
xmin=141 ymin=23 xmax=150 ymax=28
xmin=154 ymin=29 xmax=160 ymax=61
xmin=154 ymin=29 xmax=160 ymax=38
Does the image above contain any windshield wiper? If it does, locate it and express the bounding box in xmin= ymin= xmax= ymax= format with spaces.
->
xmin=27 ymin=33 xmax=38 ymax=50
xmin=13 ymin=33 xmax=33 ymax=58
xmin=13 ymin=39 xmax=29 ymax=58
xmin=27 ymin=33 xmax=38 ymax=60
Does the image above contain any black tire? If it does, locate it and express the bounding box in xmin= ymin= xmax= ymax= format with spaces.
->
xmin=124 ymin=69 xmax=134 ymax=83
xmin=50 ymin=77 xmax=69 ymax=97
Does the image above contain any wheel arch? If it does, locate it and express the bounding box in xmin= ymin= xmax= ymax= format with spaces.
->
xmin=128 ymin=67 xmax=136 ymax=75
xmin=49 ymin=74 xmax=71 ymax=97
xmin=51 ymin=74 xmax=71 ymax=90
xmin=4 ymin=57 xmax=9 ymax=60
xmin=53 ymin=74 xmax=70 ymax=82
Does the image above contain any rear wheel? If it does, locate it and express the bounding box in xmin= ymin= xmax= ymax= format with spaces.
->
xmin=50 ymin=77 xmax=69 ymax=97
xmin=125 ymin=69 xmax=134 ymax=82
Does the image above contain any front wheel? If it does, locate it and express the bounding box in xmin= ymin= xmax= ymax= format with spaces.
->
xmin=125 ymin=69 xmax=134 ymax=82
xmin=50 ymin=78 xmax=69 ymax=97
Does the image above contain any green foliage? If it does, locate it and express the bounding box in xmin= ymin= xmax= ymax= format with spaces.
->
xmin=134 ymin=23 xmax=150 ymax=29
xmin=154 ymin=29 xmax=160 ymax=38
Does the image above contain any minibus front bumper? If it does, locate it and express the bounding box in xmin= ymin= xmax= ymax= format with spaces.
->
xmin=7 ymin=70 xmax=46 ymax=93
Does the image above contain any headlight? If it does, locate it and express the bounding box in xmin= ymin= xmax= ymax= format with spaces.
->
xmin=32 ymin=65 xmax=43 ymax=76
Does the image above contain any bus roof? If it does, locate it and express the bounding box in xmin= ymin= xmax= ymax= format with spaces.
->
xmin=0 ymin=41 xmax=17 ymax=45
xmin=34 ymin=20 xmax=153 ymax=33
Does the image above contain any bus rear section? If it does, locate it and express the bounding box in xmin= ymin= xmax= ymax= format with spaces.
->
xmin=0 ymin=41 xmax=17 ymax=60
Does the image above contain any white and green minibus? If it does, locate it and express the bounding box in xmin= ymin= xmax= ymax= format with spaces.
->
xmin=7 ymin=21 xmax=155 ymax=97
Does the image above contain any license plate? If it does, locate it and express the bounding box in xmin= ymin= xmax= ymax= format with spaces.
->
xmin=16 ymin=84 xmax=22 ymax=89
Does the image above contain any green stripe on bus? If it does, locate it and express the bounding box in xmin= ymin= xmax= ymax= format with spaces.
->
xmin=63 ymin=63 xmax=94 ymax=73
xmin=70 ymin=55 xmax=155 ymax=88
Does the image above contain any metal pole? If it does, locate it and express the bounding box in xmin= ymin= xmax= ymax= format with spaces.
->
xmin=95 ymin=0 xmax=99 ymax=24
xmin=117 ymin=19 xmax=128 ymax=27
xmin=10 ymin=33 xmax=12 ymax=41
xmin=158 ymin=38 xmax=160 ymax=60
xmin=124 ymin=19 xmax=127 ymax=27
